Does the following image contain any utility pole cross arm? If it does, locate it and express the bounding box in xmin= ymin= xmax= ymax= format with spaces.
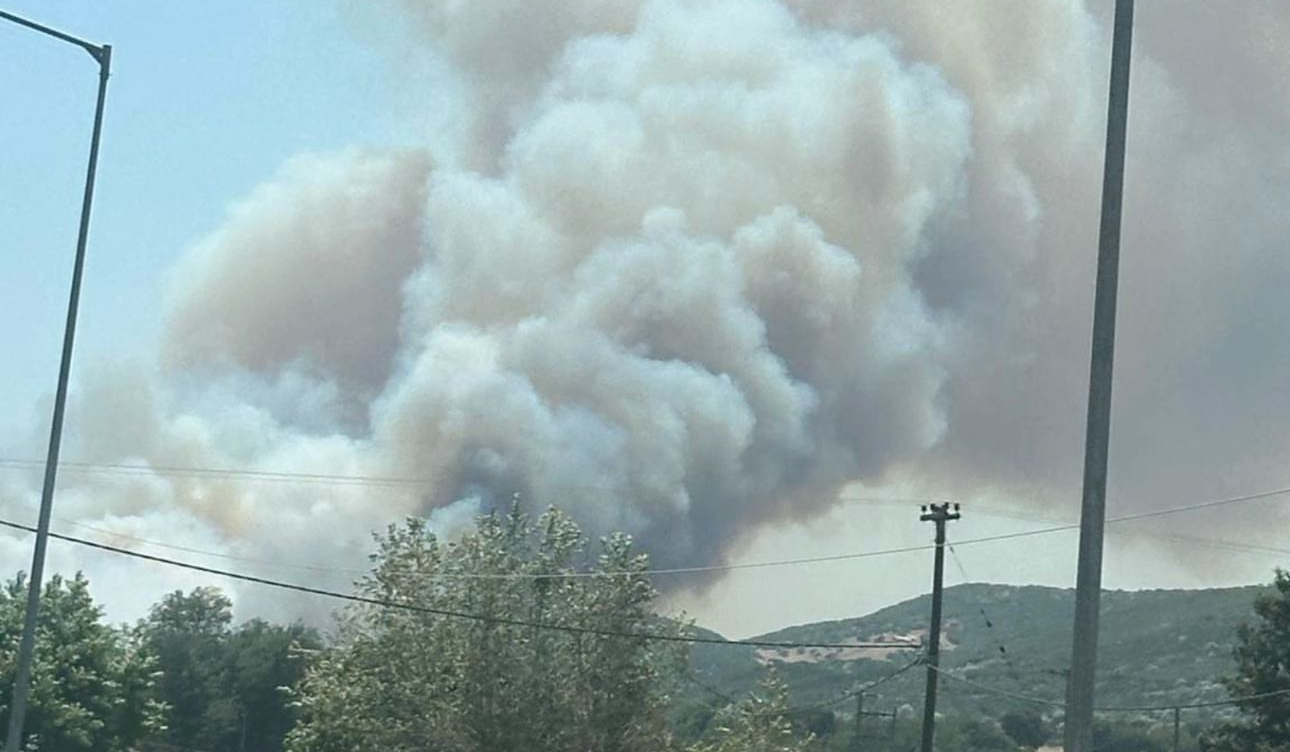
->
xmin=919 ymin=502 xmax=960 ymax=752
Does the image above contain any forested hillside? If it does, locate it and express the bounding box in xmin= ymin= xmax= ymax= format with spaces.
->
xmin=689 ymin=583 xmax=1266 ymax=724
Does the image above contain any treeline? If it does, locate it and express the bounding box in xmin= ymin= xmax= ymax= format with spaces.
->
xmin=0 ymin=508 xmax=1285 ymax=752
xmin=0 ymin=574 xmax=317 ymax=752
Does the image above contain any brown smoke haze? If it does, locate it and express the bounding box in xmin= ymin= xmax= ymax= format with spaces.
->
xmin=3 ymin=0 xmax=1289 ymax=622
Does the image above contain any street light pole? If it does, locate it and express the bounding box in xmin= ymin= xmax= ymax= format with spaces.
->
xmin=0 ymin=10 xmax=111 ymax=751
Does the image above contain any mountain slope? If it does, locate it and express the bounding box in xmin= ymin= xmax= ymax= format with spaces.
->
xmin=689 ymin=583 xmax=1267 ymax=722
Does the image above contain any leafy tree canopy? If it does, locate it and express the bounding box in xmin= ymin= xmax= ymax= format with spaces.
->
xmin=687 ymin=677 xmax=815 ymax=752
xmin=1203 ymin=569 xmax=1290 ymax=752
xmin=1000 ymin=709 xmax=1048 ymax=750
xmin=287 ymin=506 xmax=686 ymax=752
xmin=0 ymin=572 xmax=162 ymax=752
xmin=137 ymin=586 xmax=320 ymax=752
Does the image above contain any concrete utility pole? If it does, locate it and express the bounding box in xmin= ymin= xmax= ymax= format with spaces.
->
xmin=0 ymin=10 xmax=112 ymax=752
xmin=1064 ymin=1 xmax=1135 ymax=750
xmin=919 ymin=502 xmax=960 ymax=752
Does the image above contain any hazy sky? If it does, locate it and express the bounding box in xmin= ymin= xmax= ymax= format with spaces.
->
xmin=2 ymin=1 xmax=396 ymax=437
xmin=2 ymin=0 xmax=1288 ymax=639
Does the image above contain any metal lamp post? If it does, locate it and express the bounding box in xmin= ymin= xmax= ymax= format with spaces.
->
xmin=0 ymin=9 xmax=111 ymax=751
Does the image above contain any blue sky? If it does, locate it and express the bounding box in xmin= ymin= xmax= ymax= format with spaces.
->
xmin=1 ymin=1 xmax=398 ymax=444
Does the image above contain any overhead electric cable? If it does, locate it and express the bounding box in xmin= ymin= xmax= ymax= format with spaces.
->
xmin=3 ymin=461 xmax=1287 ymax=580
xmin=34 ymin=503 xmax=1290 ymax=584
xmin=0 ymin=515 xmax=916 ymax=652
xmin=54 ymin=518 xmax=369 ymax=575
xmin=4 ymin=455 xmax=1286 ymax=529
xmin=684 ymin=673 xmax=738 ymax=705
xmin=927 ymin=664 xmax=1290 ymax=712
xmin=693 ymin=652 xmax=926 ymax=717
xmin=814 ymin=651 xmax=927 ymax=709
xmin=947 ymin=544 xmax=1020 ymax=684
xmin=2 ymin=457 xmax=942 ymax=502
xmin=0 ymin=457 xmax=436 ymax=488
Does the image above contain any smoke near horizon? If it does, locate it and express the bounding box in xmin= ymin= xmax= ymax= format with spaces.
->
xmin=3 ymin=0 xmax=1289 ymax=620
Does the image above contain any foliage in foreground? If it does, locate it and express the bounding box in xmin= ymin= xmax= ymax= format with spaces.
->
xmin=136 ymin=587 xmax=321 ymax=752
xmin=286 ymin=507 xmax=687 ymax=752
xmin=1202 ymin=568 xmax=1290 ymax=752
xmin=0 ymin=574 xmax=162 ymax=752
xmin=688 ymin=677 xmax=814 ymax=752
xmin=0 ymin=507 xmax=813 ymax=752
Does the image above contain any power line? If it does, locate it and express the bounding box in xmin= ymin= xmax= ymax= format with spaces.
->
xmin=3 ymin=459 xmax=939 ymax=502
xmin=947 ymin=544 xmax=1020 ymax=683
xmin=0 ymin=457 xmax=437 ymax=488
xmin=927 ymin=664 xmax=1290 ymax=712
xmin=1148 ymin=532 xmax=1290 ymax=558
xmin=3 ymin=474 xmax=1287 ymax=582
xmin=5 ymin=457 xmax=1287 ymax=531
xmin=44 ymin=503 xmax=1290 ymax=585
xmin=4 ymin=491 xmax=1286 ymax=586
xmin=1107 ymin=486 xmax=1290 ymax=525
xmin=946 ymin=485 xmax=1290 ymax=552
xmin=0 ymin=517 xmax=1002 ymax=582
xmin=952 ymin=505 xmax=1290 ymax=560
xmin=1098 ymin=690 xmax=1290 ymax=713
xmin=815 ymin=652 xmax=926 ymax=709
xmin=686 ymin=653 xmax=925 ymax=717
xmin=926 ymin=665 xmax=1072 ymax=709
xmin=0 ymin=515 xmax=916 ymax=653
xmin=20 ymin=517 xmax=934 ymax=581
xmin=52 ymin=518 xmax=370 ymax=576
xmin=683 ymin=673 xmax=738 ymax=705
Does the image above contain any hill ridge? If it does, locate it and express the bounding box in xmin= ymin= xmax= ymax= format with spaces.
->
xmin=689 ymin=582 xmax=1267 ymax=721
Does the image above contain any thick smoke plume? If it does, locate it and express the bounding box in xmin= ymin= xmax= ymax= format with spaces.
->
xmin=4 ymin=0 xmax=1290 ymax=618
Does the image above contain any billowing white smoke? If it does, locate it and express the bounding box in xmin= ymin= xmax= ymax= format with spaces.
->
xmin=5 ymin=0 xmax=1290 ymax=616
xmin=169 ymin=0 xmax=970 ymax=565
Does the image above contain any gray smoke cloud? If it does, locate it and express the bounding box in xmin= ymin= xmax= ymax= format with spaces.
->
xmin=4 ymin=0 xmax=1289 ymax=619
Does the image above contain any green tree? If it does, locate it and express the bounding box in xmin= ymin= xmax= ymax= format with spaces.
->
xmin=287 ymin=506 xmax=684 ymax=752
xmin=937 ymin=715 xmax=1017 ymax=752
xmin=1000 ymin=710 xmax=1048 ymax=750
xmin=788 ymin=707 xmax=836 ymax=741
xmin=673 ymin=701 xmax=719 ymax=742
xmin=138 ymin=587 xmax=320 ymax=752
xmin=0 ymin=572 xmax=163 ymax=752
xmin=1093 ymin=721 xmax=1166 ymax=752
xmin=138 ymin=587 xmax=237 ymax=750
xmin=225 ymin=619 xmax=321 ymax=752
xmin=686 ymin=676 xmax=815 ymax=752
xmin=1202 ymin=569 xmax=1290 ymax=752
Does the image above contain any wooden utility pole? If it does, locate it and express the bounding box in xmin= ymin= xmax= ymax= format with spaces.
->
xmin=852 ymin=695 xmax=901 ymax=752
xmin=1065 ymin=1 xmax=1136 ymax=750
xmin=851 ymin=692 xmax=864 ymax=752
xmin=919 ymin=502 xmax=960 ymax=752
